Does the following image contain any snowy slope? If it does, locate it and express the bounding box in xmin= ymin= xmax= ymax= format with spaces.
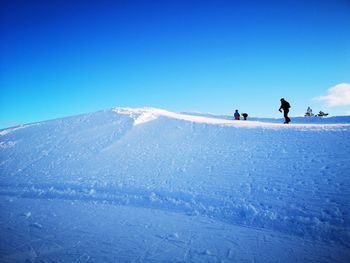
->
xmin=0 ymin=107 xmax=349 ymax=262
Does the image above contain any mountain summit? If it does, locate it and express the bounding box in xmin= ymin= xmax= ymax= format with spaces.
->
xmin=1 ymin=107 xmax=349 ymax=262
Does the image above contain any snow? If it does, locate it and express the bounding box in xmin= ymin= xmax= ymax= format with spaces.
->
xmin=0 ymin=107 xmax=349 ymax=262
xmin=0 ymin=124 xmax=35 ymax=136
xmin=114 ymin=107 xmax=350 ymax=129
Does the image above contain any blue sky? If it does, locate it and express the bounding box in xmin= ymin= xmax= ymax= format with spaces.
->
xmin=1 ymin=0 xmax=350 ymax=127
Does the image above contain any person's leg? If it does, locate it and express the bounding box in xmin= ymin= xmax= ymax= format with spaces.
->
xmin=284 ymin=109 xmax=290 ymax=123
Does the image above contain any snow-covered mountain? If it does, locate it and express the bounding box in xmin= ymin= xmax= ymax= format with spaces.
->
xmin=1 ymin=107 xmax=349 ymax=262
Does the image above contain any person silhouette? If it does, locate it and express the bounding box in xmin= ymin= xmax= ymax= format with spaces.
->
xmin=279 ymin=98 xmax=291 ymax=124
xmin=234 ymin=110 xmax=240 ymax=120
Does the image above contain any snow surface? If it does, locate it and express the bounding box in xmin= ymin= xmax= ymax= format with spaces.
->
xmin=0 ymin=107 xmax=349 ymax=262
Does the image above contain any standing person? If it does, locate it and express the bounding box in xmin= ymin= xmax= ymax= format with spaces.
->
xmin=279 ymin=98 xmax=291 ymax=124
xmin=242 ymin=113 xmax=248 ymax=120
xmin=234 ymin=110 xmax=240 ymax=120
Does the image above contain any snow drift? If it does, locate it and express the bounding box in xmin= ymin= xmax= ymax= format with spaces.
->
xmin=0 ymin=107 xmax=349 ymax=262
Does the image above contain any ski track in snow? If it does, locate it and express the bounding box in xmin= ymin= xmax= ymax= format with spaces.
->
xmin=0 ymin=179 xmax=348 ymax=247
xmin=0 ymin=107 xmax=350 ymax=262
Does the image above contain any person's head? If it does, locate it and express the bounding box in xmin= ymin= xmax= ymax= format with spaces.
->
xmin=235 ymin=109 xmax=238 ymax=112
xmin=280 ymin=98 xmax=285 ymax=102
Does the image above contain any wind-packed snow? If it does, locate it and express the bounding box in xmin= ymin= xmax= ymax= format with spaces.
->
xmin=0 ymin=107 xmax=349 ymax=262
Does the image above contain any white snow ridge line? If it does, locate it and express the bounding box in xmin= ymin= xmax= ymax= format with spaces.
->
xmin=112 ymin=107 xmax=350 ymax=129
xmin=0 ymin=125 xmax=29 ymax=136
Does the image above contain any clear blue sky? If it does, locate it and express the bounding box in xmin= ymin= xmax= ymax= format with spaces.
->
xmin=1 ymin=0 xmax=350 ymax=127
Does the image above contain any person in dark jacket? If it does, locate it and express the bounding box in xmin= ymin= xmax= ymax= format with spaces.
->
xmin=279 ymin=98 xmax=291 ymax=124
xmin=234 ymin=110 xmax=240 ymax=120
xmin=242 ymin=113 xmax=248 ymax=120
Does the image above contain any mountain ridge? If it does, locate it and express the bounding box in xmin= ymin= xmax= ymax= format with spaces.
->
xmin=1 ymin=106 xmax=350 ymax=133
xmin=1 ymin=106 xmax=349 ymax=262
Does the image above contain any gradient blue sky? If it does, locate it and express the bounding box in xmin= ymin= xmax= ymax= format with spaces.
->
xmin=1 ymin=0 xmax=350 ymax=127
